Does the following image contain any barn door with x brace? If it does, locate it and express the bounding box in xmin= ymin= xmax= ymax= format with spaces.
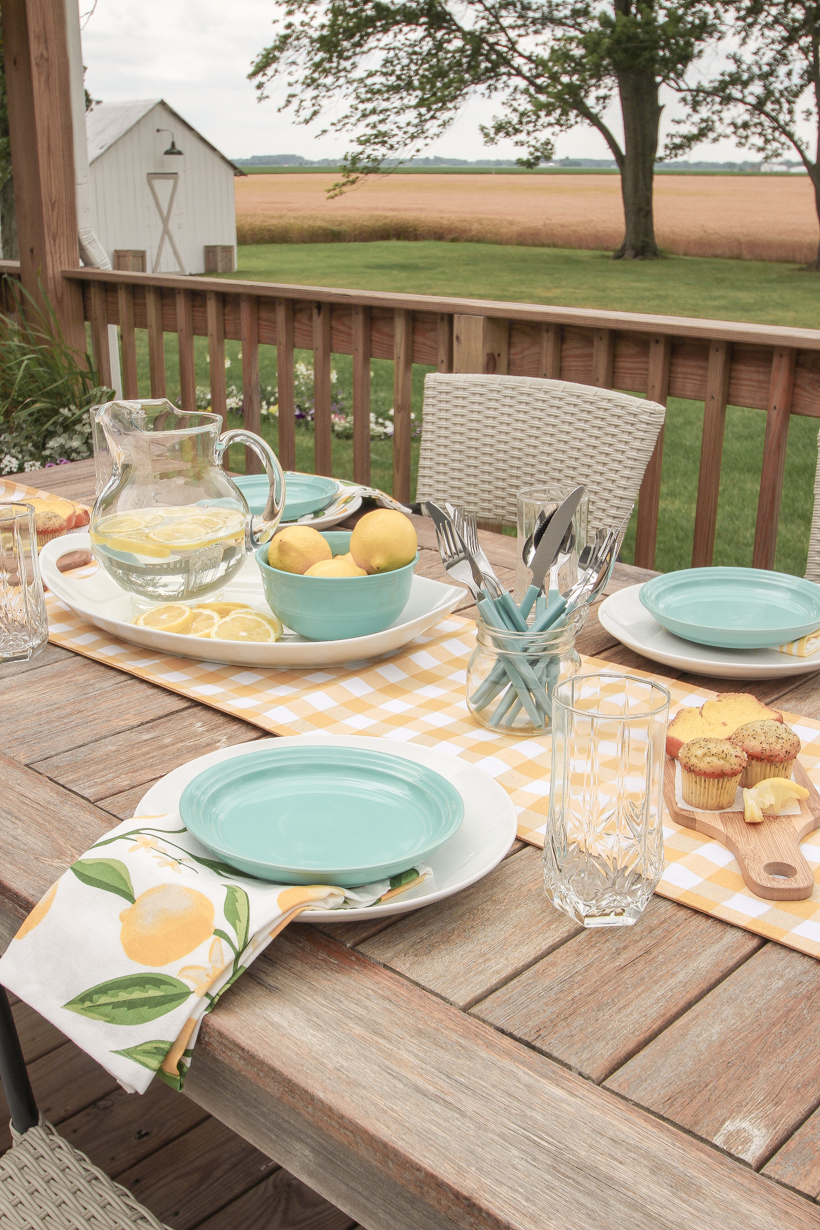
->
xmin=147 ymin=172 xmax=185 ymax=273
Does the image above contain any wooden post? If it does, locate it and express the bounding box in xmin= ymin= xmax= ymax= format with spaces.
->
xmin=2 ymin=0 xmax=85 ymax=351
xmin=240 ymin=294 xmax=261 ymax=474
xmin=691 ymin=340 xmax=731 ymax=568
xmin=591 ymin=329 xmax=615 ymax=388
xmin=453 ymin=315 xmax=509 ymax=374
xmin=176 ymin=289 xmax=196 ymax=412
xmin=206 ymin=291 xmax=227 ymax=427
xmin=539 ymin=324 xmax=562 ymax=379
xmin=275 ymin=299 xmax=296 ymax=472
xmin=117 ymin=284 xmax=139 ymax=399
xmin=436 ymin=314 xmax=453 ymax=373
xmin=313 ymin=301 xmax=332 ymax=476
xmin=753 ymin=347 xmax=796 ymax=570
xmin=145 ymin=285 xmax=166 ymax=398
xmin=88 ymin=282 xmax=111 ymax=388
xmin=633 ymin=334 xmax=671 ymax=569
xmin=353 ymin=305 xmax=371 ymax=485
xmin=393 ymin=309 xmax=413 ymax=505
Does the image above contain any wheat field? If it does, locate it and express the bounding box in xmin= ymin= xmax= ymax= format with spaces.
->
xmin=235 ymin=172 xmax=818 ymax=262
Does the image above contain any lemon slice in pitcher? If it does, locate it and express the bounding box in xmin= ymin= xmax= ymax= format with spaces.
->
xmin=133 ymin=604 xmax=195 ymax=634
xmin=97 ymin=511 xmax=165 ymax=535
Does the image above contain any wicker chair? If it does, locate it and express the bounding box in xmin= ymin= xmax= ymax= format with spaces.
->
xmin=0 ymin=987 xmax=169 ymax=1230
xmin=415 ymin=373 xmax=666 ymax=531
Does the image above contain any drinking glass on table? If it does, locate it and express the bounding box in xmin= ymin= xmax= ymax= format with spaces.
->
xmin=0 ymin=504 xmax=48 ymax=663
xmin=515 ymin=484 xmax=590 ymax=610
xmin=543 ymin=673 xmax=670 ymax=928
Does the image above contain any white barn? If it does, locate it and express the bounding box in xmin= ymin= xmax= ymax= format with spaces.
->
xmin=85 ymin=99 xmax=241 ymax=275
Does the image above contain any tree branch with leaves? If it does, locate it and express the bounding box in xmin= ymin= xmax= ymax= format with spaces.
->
xmin=251 ymin=1 xmax=719 ymax=259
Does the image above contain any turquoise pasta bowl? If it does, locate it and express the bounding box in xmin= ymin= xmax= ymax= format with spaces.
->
xmin=256 ymin=530 xmax=417 ymax=641
xmin=179 ymin=743 xmax=464 ymax=885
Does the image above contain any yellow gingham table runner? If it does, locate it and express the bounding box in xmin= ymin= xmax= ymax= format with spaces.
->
xmin=8 ymin=477 xmax=820 ymax=961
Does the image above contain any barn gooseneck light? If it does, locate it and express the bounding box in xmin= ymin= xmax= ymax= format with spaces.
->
xmin=156 ymin=128 xmax=183 ymax=156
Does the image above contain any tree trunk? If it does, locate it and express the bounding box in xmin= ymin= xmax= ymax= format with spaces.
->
xmin=614 ymin=70 xmax=662 ymax=260
xmin=809 ymin=170 xmax=820 ymax=271
xmin=0 ymin=172 xmax=17 ymax=260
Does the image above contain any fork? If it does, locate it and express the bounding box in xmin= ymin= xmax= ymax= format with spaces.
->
xmin=450 ymin=506 xmax=528 ymax=632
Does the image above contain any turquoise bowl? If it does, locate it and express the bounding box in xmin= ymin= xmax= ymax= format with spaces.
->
xmin=256 ymin=530 xmax=417 ymax=641
xmin=179 ymin=744 xmax=464 ymax=886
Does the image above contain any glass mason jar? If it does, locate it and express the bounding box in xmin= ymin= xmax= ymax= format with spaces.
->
xmin=466 ymin=610 xmax=584 ymax=735
xmin=543 ymin=673 xmax=670 ymax=928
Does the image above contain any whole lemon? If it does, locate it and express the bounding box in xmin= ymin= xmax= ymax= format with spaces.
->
xmin=304 ymin=556 xmax=368 ymax=577
xmin=119 ymin=884 xmax=214 ymax=966
xmin=267 ymin=526 xmax=332 ymax=574
xmin=350 ymin=509 xmax=418 ymax=574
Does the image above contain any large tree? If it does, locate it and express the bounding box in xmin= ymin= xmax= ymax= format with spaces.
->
xmin=251 ymin=1 xmax=718 ymax=259
xmin=672 ymin=2 xmax=820 ymax=269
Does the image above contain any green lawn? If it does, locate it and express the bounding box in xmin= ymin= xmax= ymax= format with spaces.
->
xmin=130 ymin=241 xmax=820 ymax=575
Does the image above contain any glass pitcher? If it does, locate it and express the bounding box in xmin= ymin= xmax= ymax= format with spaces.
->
xmin=89 ymin=399 xmax=285 ymax=603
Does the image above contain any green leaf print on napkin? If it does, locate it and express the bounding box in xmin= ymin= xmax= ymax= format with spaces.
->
xmin=64 ymin=974 xmax=192 ymax=1024
xmin=223 ymin=886 xmax=250 ymax=953
xmin=112 ymin=1039 xmax=173 ymax=1071
xmin=70 ymin=859 xmax=135 ymax=904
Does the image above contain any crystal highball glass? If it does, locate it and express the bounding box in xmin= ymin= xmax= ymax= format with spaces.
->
xmin=543 ymin=673 xmax=670 ymax=927
xmin=0 ymin=504 xmax=48 ymax=663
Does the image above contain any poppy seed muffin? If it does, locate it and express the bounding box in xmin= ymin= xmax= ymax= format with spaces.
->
xmin=728 ymin=720 xmax=801 ymax=788
xmin=678 ymin=737 xmax=747 ymax=811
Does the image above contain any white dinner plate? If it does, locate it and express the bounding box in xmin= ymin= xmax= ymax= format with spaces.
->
xmin=134 ymin=734 xmax=517 ymax=920
xmin=40 ymin=532 xmax=462 ymax=668
xmin=599 ymin=584 xmax=820 ymax=680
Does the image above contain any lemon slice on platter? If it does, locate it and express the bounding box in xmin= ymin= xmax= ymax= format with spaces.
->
xmin=133 ymin=604 xmax=195 ymax=634
xmin=194 ymin=601 xmax=253 ymax=617
xmin=211 ymin=612 xmax=283 ymax=643
xmin=189 ymin=609 xmax=221 ymax=637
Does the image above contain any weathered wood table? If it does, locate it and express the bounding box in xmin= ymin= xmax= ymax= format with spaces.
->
xmin=3 ymin=458 xmax=820 ymax=1230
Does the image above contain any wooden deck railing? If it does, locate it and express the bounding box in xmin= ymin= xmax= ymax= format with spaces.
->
xmin=3 ymin=259 xmax=820 ymax=571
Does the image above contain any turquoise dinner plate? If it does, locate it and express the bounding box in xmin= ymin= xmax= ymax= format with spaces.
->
xmin=639 ymin=567 xmax=820 ymax=649
xmin=179 ymin=744 xmax=464 ymax=886
xmin=234 ymin=472 xmax=338 ymax=521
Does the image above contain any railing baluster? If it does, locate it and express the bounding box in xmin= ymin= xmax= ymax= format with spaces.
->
xmin=89 ymin=282 xmax=111 ymax=388
xmin=691 ymin=340 xmax=731 ymax=568
xmin=176 ymin=289 xmax=196 ymax=411
xmin=591 ymin=328 xmax=614 ymax=388
xmin=437 ymin=314 xmax=453 ymax=373
xmin=117 ymin=284 xmax=139 ymax=399
xmin=753 ymin=346 xmax=797 ymax=570
xmin=206 ymin=291 xmax=227 ymax=427
xmin=240 ymin=294 xmax=261 ymax=474
xmin=540 ymin=323 xmax=562 ymax=379
xmin=353 ymin=305 xmax=371 ymax=485
xmin=393 ymin=309 xmax=413 ymax=505
xmin=145 ymin=285 xmax=166 ymax=397
xmin=634 ymin=334 xmax=672 ymax=569
xmin=275 ymin=299 xmax=296 ymax=472
xmin=313 ymin=302 xmax=332 ymax=476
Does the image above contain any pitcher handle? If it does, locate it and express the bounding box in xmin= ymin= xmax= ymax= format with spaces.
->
xmin=215 ymin=429 xmax=286 ymax=546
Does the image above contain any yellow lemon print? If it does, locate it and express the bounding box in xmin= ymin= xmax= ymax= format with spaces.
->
xmin=277 ymin=885 xmax=334 ymax=913
xmin=15 ymin=881 xmax=58 ymax=940
xmin=119 ymin=885 xmax=214 ymax=966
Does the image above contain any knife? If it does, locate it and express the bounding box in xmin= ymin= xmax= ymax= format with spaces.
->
xmin=518 ymin=485 xmax=585 ymax=619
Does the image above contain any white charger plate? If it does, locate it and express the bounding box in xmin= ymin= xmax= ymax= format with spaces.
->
xmin=276 ymin=493 xmax=362 ymax=530
xmin=599 ymin=583 xmax=820 ymax=680
xmin=40 ymin=532 xmax=462 ymax=668
xmin=134 ymin=734 xmax=517 ymax=920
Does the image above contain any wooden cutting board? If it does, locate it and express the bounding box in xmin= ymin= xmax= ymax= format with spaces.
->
xmin=664 ymin=758 xmax=820 ymax=901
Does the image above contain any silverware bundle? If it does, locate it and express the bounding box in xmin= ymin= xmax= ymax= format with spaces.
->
xmin=425 ymin=494 xmax=630 ymax=731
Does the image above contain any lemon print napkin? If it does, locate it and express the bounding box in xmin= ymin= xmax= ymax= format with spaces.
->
xmin=0 ymin=813 xmax=429 ymax=1095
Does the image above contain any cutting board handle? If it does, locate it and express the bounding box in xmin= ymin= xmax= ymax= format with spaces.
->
xmin=720 ymin=812 xmax=815 ymax=901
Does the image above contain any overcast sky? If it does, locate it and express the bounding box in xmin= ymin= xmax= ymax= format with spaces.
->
xmin=80 ymin=0 xmax=755 ymax=164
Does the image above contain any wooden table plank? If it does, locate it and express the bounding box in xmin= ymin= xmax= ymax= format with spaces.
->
xmin=472 ymin=895 xmax=763 ymax=1083
xmin=0 ymin=658 xmax=190 ymax=764
xmin=30 ymin=708 xmax=263 ymax=802
xmin=763 ymin=1106 xmax=820 ymax=1199
xmin=605 ymin=943 xmax=820 ymax=1169
xmin=12 ymin=1000 xmax=66 ymax=1064
xmin=355 ymin=847 xmax=580 ymax=1008
xmin=118 ymin=1116 xmax=278 ymax=1230
xmin=196 ymin=1169 xmax=356 ymax=1230
xmin=182 ymin=928 xmax=820 ymax=1230
xmin=0 ymin=641 xmax=75 ymax=679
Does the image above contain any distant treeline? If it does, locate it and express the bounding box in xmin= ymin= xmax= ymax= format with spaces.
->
xmin=232 ymin=153 xmax=775 ymax=172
